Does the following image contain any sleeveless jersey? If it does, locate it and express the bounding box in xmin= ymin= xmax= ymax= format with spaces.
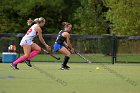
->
xmin=22 ymin=24 xmax=38 ymax=41
xmin=55 ymin=30 xmax=68 ymax=44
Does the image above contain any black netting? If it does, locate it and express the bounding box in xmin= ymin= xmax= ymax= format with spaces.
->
xmin=1 ymin=33 xmax=140 ymax=63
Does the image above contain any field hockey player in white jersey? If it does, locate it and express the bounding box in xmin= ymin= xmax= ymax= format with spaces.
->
xmin=10 ymin=17 xmax=51 ymax=70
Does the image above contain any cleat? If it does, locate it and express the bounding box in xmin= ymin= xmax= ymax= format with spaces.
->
xmin=25 ymin=60 xmax=32 ymax=67
xmin=65 ymin=65 xmax=70 ymax=69
xmin=60 ymin=67 xmax=65 ymax=70
xmin=60 ymin=65 xmax=70 ymax=70
xmin=10 ymin=64 xmax=19 ymax=70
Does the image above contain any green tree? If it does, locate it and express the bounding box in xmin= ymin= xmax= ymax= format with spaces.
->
xmin=73 ymin=0 xmax=109 ymax=35
xmin=105 ymin=0 xmax=140 ymax=35
xmin=0 ymin=0 xmax=63 ymax=33
xmin=0 ymin=0 xmax=81 ymax=33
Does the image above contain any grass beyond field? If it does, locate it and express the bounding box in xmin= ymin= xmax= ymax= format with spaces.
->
xmin=1 ymin=53 xmax=140 ymax=63
xmin=31 ymin=54 xmax=112 ymax=63
xmin=0 ymin=63 xmax=140 ymax=93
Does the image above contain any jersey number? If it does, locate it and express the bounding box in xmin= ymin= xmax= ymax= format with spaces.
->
xmin=26 ymin=28 xmax=32 ymax=35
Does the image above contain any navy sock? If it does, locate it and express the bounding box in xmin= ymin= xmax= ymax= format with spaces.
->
xmin=62 ymin=56 xmax=70 ymax=66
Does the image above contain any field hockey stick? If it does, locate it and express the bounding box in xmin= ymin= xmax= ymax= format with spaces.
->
xmin=67 ymin=47 xmax=92 ymax=63
xmin=74 ymin=50 xmax=92 ymax=63
xmin=41 ymin=48 xmax=61 ymax=60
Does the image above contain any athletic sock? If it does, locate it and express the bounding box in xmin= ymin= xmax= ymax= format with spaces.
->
xmin=62 ymin=56 xmax=70 ymax=66
xmin=13 ymin=56 xmax=27 ymax=65
xmin=27 ymin=50 xmax=40 ymax=60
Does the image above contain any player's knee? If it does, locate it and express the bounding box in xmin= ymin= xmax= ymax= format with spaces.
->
xmin=66 ymin=52 xmax=71 ymax=57
xmin=38 ymin=47 xmax=42 ymax=51
xmin=24 ymin=54 xmax=30 ymax=58
xmin=36 ymin=49 xmax=41 ymax=52
xmin=34 ymin=47 xmax=41 ymax=52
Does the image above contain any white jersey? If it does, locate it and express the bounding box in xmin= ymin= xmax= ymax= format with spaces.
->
xmin=20 ymin=24 xmax=38 ymax=46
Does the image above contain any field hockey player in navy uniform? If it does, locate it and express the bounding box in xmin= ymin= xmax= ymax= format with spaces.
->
xmin=54 ymin=22 xmax=74 ymax=70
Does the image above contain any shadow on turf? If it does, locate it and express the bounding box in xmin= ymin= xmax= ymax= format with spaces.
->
xmin=85 ymin=54 xmax=138 ymax=87
xmin=1 ymin=91 xmax=6 ymax=93
xmin=32 ymin=64 xmax=67 ymax=87
xmin=100 ymin=63 xmax=138 ymax=87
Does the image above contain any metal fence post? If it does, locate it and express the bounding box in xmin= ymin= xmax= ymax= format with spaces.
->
xmin=112 ymin=33 xmax=117 ymax=64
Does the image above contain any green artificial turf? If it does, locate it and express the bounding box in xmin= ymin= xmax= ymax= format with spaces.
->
xmin=0 ymin=63 xmax=140 ymax=93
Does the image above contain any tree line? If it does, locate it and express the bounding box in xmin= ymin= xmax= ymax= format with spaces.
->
xmin=0 ymin=0 xmax=139 ymax=35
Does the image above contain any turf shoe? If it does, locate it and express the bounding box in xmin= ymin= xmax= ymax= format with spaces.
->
xmin=10 ymin=64 xmax=19 ymax=70
xmin=65 ymin=65 xmax=70 ymax=69
xmin=25 ymin=60 xmax=32 ymax=67
xmin=60 ymin=65 xmax=70 ymax=70
xmin=60 ymin=66 xmax=65 ymax=70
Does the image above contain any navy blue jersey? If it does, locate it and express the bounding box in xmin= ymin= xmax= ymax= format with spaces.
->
xmin=55 ymin=30 xmax=69 ymax=44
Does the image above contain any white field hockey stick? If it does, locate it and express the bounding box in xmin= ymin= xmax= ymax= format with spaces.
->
xmin=74 ymin=50 xmax=92 ymax=63
xmin=66 ymin=45 xmax=92 ymax=63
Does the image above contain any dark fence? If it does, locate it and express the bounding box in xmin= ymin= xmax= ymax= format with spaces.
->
xmin=0 ymin=33 xmax=140 ymax=63
xmin=116 ymin=36 xmax=140 ymax=63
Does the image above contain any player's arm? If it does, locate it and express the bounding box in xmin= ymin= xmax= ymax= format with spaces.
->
xmin=35 ymin=26 xmax=51 ymax=50
xmin=65 ymin=34 xmax=75 ymax=53
xmin=63 ymin=41 xmax=68 ymax=48
xmin=63 ymin=32 xmax=72 ymax=49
